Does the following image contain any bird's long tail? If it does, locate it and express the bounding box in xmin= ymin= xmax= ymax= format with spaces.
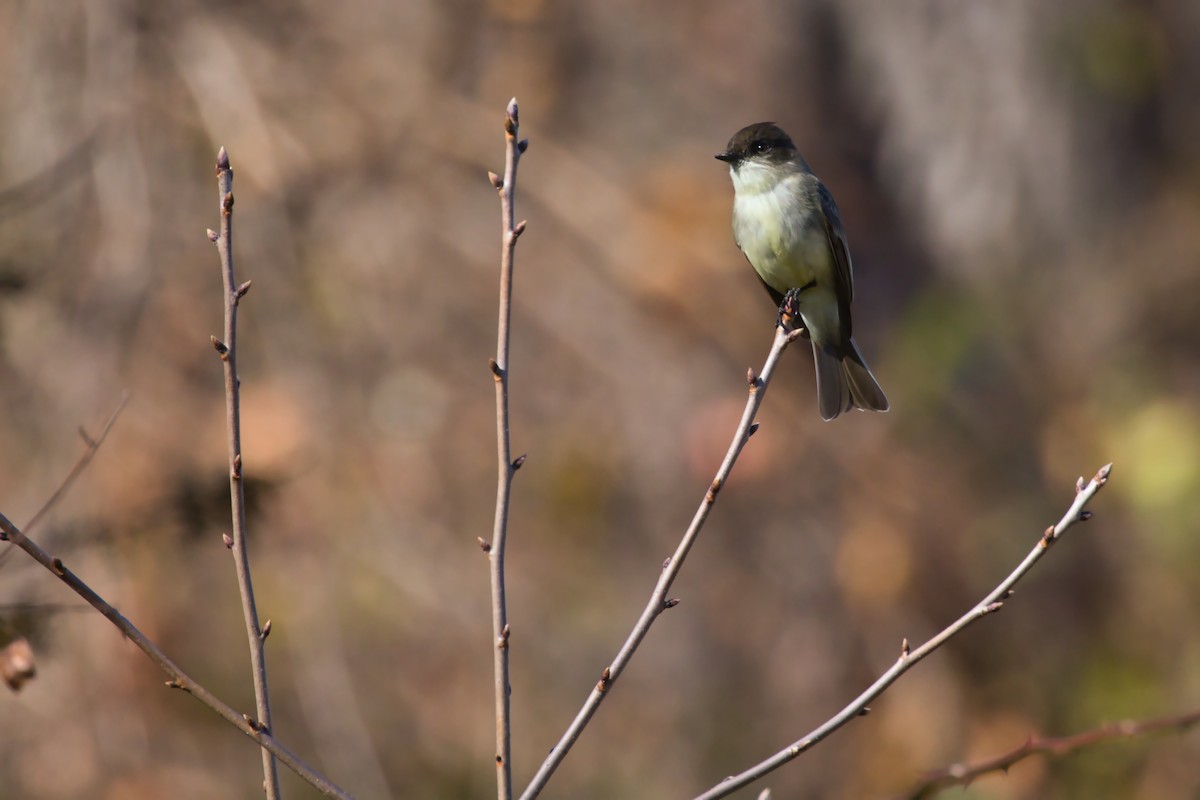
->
xmin=812 ymin=338 xmax=889 ymax=421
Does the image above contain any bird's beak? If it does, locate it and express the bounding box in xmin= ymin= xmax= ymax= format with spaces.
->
xmin=715 ymin=151 xmax=737 ymax=163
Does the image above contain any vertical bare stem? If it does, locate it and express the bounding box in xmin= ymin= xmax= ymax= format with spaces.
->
xmin=487 ymin=97 xmax=526 ymax=800
xmin=212 ymin=146 xmax=280 ymax=799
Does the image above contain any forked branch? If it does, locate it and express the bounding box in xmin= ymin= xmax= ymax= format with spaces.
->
xmin=0 ymin=511 xmax=353 ymax=799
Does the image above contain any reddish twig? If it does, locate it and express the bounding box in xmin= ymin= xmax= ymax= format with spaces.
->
xmin=692 ymin=464 xmax=1114 ymax=800
xmin=894 ymin=707 xmax=1200 ymax=799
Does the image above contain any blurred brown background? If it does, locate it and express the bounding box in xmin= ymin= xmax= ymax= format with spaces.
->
xmin=1 ymin=1 xmax=1198 ymax=798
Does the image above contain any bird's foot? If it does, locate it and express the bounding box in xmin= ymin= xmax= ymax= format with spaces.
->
xmin=776 ymin=288 xmax=808 ymax=337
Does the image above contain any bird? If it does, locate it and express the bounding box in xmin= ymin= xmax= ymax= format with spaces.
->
xmin=716 ymin=122 xmax=888 ymax=421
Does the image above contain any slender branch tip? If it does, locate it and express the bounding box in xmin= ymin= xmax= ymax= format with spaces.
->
xmin=222 ymin=533 xmax=234 ymax=549
xmin=478 ymin=537 xmax=492 ymax=553
xmin=216 ymin=146 xmax=230 ymax=170
xmin=505 ymin=98 xmax=519 ymax=134
xmin=511 ymin=454 xmax=527 ymax=471
xmin=207 ymin=228 xmax=219 ymax=243
xmin=517 ymin=138 xmax=529 ymax=154
xmin=488 ymin=171 xmax=503 ymax=189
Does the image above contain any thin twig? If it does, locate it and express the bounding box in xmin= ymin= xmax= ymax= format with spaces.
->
xmin=211 ymin=146 xmax=280 ymax=799
xmin=28 ymin=392 xmax=129 ymax=534
xmin=692 ymin=463 xmax=1115 ymax=800
xmin=0 ymin=511 xmax=354 ymax=799
xmin=520 ymin=325 xmax=805 ymax=800
xmin=0 ymin=393 xmax=128 ymax=569
xmin=487 ymin=97 xmax=526 ymax=800
xmin=894 ymin=707 xmax=1200 ymax=800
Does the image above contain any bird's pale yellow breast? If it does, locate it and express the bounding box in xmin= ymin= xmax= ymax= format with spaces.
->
xmin=729 ymin=165 xmax=829 ymax=296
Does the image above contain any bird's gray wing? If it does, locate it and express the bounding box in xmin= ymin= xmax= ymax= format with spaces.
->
xmin=817 ymin=180 xmax=854 ymax=343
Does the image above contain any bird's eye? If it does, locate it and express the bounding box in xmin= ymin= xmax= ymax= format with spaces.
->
xmin=752 ymin=141 xmax=770 ymax=153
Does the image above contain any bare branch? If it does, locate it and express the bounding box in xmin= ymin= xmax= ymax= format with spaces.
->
xmin=0 ymin=511 xmax=354 ymax=799
xmin=894 ymin=706 xmax=1200 ymax=799
xmin=488 ymin=96 xmax=525 ymax=800
xmin=519 ymin=326 xmax=806 ymax=800
xmin=0 ymin=393 xmax=128 ymax=569
xmin=691 ymin=464 xmax=1114 ymax=800
xmin=211 ymin=146 xmax=280 ymax=798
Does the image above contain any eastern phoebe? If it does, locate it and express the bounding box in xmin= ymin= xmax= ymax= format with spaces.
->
xmin=717 ymin=122 xmax=889 ymax=421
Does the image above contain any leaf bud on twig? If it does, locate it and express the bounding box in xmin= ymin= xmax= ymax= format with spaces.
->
xmin=505 ymin=98 xmax=519 ymax=135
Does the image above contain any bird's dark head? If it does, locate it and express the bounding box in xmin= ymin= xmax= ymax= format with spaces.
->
xmin=715 ymin=123 xmax=798 ymax=167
